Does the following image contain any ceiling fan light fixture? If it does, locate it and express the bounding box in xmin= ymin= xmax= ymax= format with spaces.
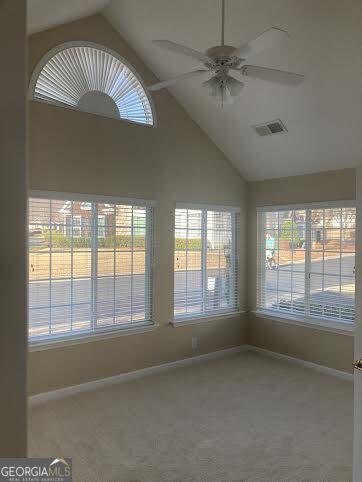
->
xmin=203 ymin=74 xmax=243 ymax=104
xmin=202 ymin=76 xmax=219 ymax=94
xmin=214 ymin=85 xmax=233 ymax=104
xmin=225 ymin=75 xmax=244 ymax=97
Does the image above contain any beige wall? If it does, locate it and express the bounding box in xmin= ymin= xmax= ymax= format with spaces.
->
xmin=0 ymin=0 xmax=27 ymax=455
xmin=30 ymin=318 xmax=245 ymax=394
xmin=247 ymin=168 xmax=356 ymax=373
xmin=27 ymin=15 xmax=247 ymax=395
xmin=354 ymin=166 xmax=362 ymax=477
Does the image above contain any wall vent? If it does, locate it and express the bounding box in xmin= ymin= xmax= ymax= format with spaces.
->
xmin=252 ymin=119 xmax=287 ymax=136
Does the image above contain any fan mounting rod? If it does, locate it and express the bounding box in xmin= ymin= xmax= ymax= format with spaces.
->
xmin=221 ymin=0 xmax=225 ymax=46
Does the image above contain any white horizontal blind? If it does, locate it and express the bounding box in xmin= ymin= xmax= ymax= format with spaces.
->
xmin=31 ymin=43 xmax=154 ymax=126
xmin=174 ymin=206 xmax=239 ymax=319
xmin=257 ymin=204 xmax=356 ymax=323
xmin=28 ymin=195 xmax=153 ymax=342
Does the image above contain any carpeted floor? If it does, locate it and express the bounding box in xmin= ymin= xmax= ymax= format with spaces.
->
xmin=28 ymin=351 xmax=353 ymax=482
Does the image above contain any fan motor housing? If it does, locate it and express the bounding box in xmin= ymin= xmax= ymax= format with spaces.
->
xmin=205 ymin=45 xmax=243 ymax=70
xmin=206 ymin=45 xmax=236 ymax=57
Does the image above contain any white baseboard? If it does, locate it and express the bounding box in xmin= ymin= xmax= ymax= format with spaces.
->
xmin=29 ymin=345 xmax=248 ymax=405
xmin=244 ymin=345 xmax=353 ymax=382
xmin=29 ymin=344 xmax=353 ymax=406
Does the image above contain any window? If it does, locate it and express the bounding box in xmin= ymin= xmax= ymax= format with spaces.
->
xmin=257 ymin=203 xmax=356 ymax=325
xmin=28 ymin=193 xmax=154 ymax=343
xmin=174 ymin=205 xmax=239 ymax=320
xmin=29 ymin=41 xmax=154 ymax=126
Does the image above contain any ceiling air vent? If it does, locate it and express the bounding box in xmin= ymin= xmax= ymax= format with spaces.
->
xmin=252 ymin=119 xmax=287 ymax=137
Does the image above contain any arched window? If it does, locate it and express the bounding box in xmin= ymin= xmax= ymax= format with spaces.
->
xmin=29 ymin=41 xmax=155 ymax=126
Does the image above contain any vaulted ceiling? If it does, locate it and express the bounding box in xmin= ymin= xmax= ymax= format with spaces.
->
xmin=28 ymin=0 xmax=362 ymax=180
xmin=27 ymin=0 xmax=110 ymax=34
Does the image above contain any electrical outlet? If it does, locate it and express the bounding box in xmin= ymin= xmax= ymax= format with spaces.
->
xmin=191 ymin=336 xmax=199 ymax=350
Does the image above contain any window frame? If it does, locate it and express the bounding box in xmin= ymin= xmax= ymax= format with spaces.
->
xmin=28 ymin=190 xmax=156 ymax=348
xmin=173 ymin=203 xmax=241 ymax=323
xmin=256 ymin=200 xmax=356 ymax=330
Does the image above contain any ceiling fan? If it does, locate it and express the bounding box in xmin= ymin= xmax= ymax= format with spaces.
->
xmin=148 ymin=0 xmax=304 ymax=103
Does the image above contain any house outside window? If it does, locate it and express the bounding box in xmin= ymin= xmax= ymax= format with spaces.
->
xmin=98 ymin=215 xmax=106 ymax=238
xmin=72 ymin=216 xmax=81 ymax=238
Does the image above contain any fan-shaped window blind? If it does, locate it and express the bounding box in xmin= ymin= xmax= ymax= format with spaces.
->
xmin=29 ymin=42 xmax=154 ymax=126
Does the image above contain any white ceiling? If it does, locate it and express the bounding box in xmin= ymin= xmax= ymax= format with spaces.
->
xmin=27 ymin=0 xmax=110 ymax=34
xmin=28 ymin=0 xmax=362 ymax=180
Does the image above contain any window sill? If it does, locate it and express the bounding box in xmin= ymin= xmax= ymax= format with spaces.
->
xmin=28 ymin=322 xmax=159 ymax=352
xmin=171 ymin=311 xmax=245 ymax=327
xmin=252 ymin=309 xmax=355 ymax=336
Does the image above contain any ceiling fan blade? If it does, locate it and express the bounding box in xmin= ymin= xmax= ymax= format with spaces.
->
xmin=234 ymin=28 xmax=290 ymax=58
xmin=238 ymin=65 xmax=304 ymax=86
xmin=148 ymin=70 xmax=210 ymax=91
xmin=153 ymin=40 xmax=208 ymax=62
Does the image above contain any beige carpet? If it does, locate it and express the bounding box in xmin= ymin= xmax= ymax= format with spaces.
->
xmin=28 ymin=351 xmax=353 ymax=482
